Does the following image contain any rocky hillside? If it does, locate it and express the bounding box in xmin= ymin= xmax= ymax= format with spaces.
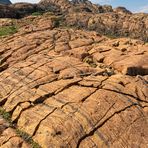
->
xmin=0 ymin=0 xmax=147 ymax=148
xmin=0 ymin=0 xmax=148 ymax=41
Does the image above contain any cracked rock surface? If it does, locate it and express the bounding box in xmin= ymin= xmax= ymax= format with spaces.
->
xmin=0 ymin=11 xmax=148 ymax=148
xmin=0 ymin=116 xmax=31 ymax=148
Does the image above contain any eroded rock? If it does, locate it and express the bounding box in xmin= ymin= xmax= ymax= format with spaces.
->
xmin=0 ymin=2 xmax=147 ymax=148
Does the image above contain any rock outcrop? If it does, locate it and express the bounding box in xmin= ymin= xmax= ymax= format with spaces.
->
xmin=11 ymin=3 xmax=38 ymax=18
xmin=114 ymin=6 xmax=132 ymax=14
xmin=0 ymin=12 xmax=148 ymax=147
xmin=0 ymin=4 xmax=16 ymax=18
xmin=65 ymin=11 xmax=148 ymax=42
xmin=0 ymin=3 xmax=38 ymax=18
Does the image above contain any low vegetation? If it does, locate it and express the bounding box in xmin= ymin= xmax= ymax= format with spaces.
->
xmin=0 ymin=107 xmax=41 ymax=148
xmin=0 ymin=26 xmax=17 ymax=37
xmin=16 ymin=129 xmax=41 ymax=148
xmin=32 ymin=11 xmax=43 ymax=16
xmin=32 ymin=9 xmax=55 ymax=16
xmin=51 ymin=15 xmax=65 ymax=28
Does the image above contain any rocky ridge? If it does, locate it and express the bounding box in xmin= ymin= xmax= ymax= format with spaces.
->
xmin=0 ymin=0 xmax=148 ymax=148
xmin=0 ymin=0 xmax=148 ymax=41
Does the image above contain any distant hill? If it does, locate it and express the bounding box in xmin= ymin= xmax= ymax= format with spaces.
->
xmin=0 ymin=0 xmax=11 ymax=5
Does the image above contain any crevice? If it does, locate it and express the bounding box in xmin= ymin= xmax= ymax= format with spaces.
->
xmin=11 ymin=79 xmax=81 ymax=124
xmin=34 ymin=77 xmax=58 ymax=89
xmin=61 ymin=102 xmax=72 ymax=109
xmin=102 ymin=88 xmax=148 ymax=104
xmin=79 ymin=72 xmax=94 ymax=77
xmin=54 ymin=79 xmax=81 ymax=94
xmin=3 ymin=61 xmax=51 ymax=99
xmin=32 ymin=107 xmax=57 ymax=136
xmin=0 ymin=54 xmax=11 ymax=65
xmin=0 ymin=97 xmax=7 ymax=106
xmin=135 ymin=86 xmax=147 ymax=103
xmin=33 ymin=93 xmax=54 ymax=104
xmin=76 ymin=103 xmax=140 ymax=148
xmin=10 ymin=101 xmax=32 ymax=115
xmin=78 ymin=77 xmax=109 ymax=102
xmin=0 ymin=63 xmax=9 ymax=72
xmin=81 ymin=88 xmax=98 ymax=102
xmin=12 ymin=104 xmax=33 ymax=124
xmin=1 ymin=74 xmax=57 ymax=109
xmin=1 ymin=135 xmax=18 ymax=146
xmin=78 ymin=77 xmax=108 ymax=88
xmin=34 ymin=79 xmax=81 ymax=104
xmin=102 ymin=87 xmax=148 ymax=123
xmin=136 ymin=75 xmax=148 ymax=85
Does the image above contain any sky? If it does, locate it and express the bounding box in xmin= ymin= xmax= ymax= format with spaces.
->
xmin=11 ymin=0 xmax=148 ymax=13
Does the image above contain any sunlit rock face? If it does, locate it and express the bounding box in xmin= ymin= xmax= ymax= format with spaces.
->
xmin=0 ymin=0 xmax=12 ymax=5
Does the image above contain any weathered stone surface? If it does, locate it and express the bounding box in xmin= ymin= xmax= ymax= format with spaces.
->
xmin=0 ymin=2 xmax=147 ymax=147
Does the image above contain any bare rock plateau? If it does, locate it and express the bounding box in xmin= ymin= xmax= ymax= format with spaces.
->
xmin=0 ymin=0 xmax=147 ymax=147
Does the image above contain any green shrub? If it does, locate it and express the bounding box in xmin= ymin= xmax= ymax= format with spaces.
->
xmin=32 ymin=12 xmax=43 ymax=16
xmin=0 ymin=26 xmax=17 ymax=37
